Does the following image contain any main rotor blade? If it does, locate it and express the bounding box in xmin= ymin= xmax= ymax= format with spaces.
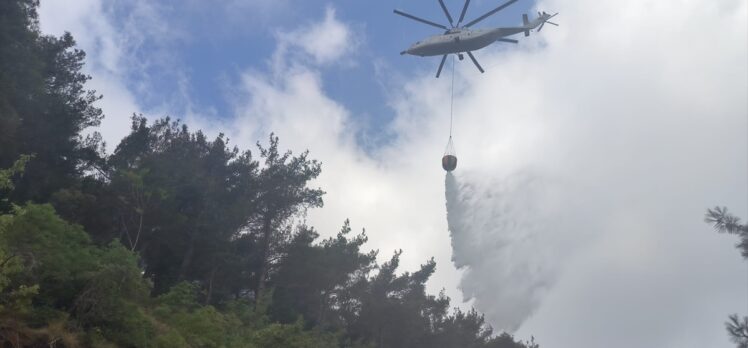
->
xmin=438 ymin=0 xmax=454 ymax=27
xmin=466 ymin=51 xmax=484 ymax=73
xmin=436 ymin=54 xmax=448 ymax=78
xmin=537 ymin=22 xmax=545 ymax=32
xmin=464 ymin=0 xmax=518 ymax=28
xmin=394 ymin=9 xmax=448 ymax=30
xmin=458 ymin=0 xmax=471 ymax=24
xmin=497 ymin=38 xmax=518 ymax=43
xmin=546 ymin=21 xmax=559 ymax=26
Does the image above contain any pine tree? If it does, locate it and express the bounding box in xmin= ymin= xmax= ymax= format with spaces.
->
xmin=706 ymin=206 xmax=748 ymax=347
xmin=0 ymin=0 xmax=103 ymax=204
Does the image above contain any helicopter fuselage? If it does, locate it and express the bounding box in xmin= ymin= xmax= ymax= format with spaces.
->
xmin=393 ymin=0 xmax=557 ymax=77
xmin=401 ymin=26 xmax=527 ymax=56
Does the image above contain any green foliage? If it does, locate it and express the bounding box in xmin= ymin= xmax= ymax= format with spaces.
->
xmin=0 ymin=155 xmax=32 ymax=216
xmin=105 ymin=116 xmax=263 ymax=296
xmin=249 ymin=133 xmax=325 ymax=302
xmin=269 ymin=221 xmax=376 ymax=329
xmin=0 ymin=203 xmax=98 ymax=309
xmin=74 ymin=242 xmax=154 ymax=346
xmin=153 ymin=282 xmax=251 ymax=347
xmin=341 ymin=251 xmax=449 ymax=348
xmin=0 ymin=257 xmax=39 ymax=338
xmin=1 ymin=0 xmax=103 ymax=203
xmin=0 ymin=0 xmax=39 ymax=164
xmin=149 ymin=282 xmax=343 ymax=348
xmin=0 ymin=154 xmax=32 ymax=192
xmin=252 ymin=321 xmax=339 ymax=348
xmin=0 ymin=203 xmax=81 ymax=344
xmin=0 ymin=203 xmax=155 ymax=346
xmin=153 ymin=282 xmax=240 ymax=347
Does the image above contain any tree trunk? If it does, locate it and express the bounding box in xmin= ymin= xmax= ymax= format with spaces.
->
xmin=178 ymin=232 xmax=197 ymax=281
xmin=254 ymin=216 xmax=272 ymax=305
xmin=205 ymin=266 xmax=217 ymax=305
xmin=131 ymin=209 xmax=144 ymax=251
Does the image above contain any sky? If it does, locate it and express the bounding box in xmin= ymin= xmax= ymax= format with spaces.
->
xmin=38 ymin=0 xmax=747 ymax=347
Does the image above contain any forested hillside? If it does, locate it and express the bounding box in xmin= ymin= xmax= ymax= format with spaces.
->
xmin=0 ymin=1 xmax=539 ymax=347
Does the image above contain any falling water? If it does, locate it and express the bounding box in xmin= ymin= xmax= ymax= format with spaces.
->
xmin=445 ymin=171 xmax=554 ymax=332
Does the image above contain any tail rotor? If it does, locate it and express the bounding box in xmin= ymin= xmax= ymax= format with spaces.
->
xmin=537 ymin=11 xmax=559 ymax=32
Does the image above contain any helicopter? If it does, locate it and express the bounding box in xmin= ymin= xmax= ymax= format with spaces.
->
xmin=395 ymin=0 xmax=558 ymax=77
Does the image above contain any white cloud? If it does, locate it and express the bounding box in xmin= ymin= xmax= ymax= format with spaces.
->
xmin=274 ymin=6 xmax=358 ymax=67
xmin=296 ymin=7 xmax=354 ymax=64
xmin=38 ymin=0 xmax=152 ymax=148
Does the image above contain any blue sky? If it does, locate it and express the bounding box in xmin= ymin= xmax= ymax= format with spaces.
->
xmin=37 ymin=0 xmax=748 ymax=346
xmin=102 ymin=0 xmax=537 ymax=147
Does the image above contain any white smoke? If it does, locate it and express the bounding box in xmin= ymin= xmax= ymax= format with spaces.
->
xmin=445 ymin=170 xmax=560 ymax=332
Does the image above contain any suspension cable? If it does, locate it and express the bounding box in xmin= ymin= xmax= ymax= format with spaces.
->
xmin=449 ymin=55 xmax=455 ymax=138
